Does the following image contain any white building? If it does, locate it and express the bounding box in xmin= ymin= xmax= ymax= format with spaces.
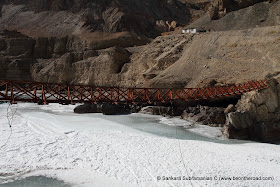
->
xmin=182 ymin=28 xmax=206 ymax=34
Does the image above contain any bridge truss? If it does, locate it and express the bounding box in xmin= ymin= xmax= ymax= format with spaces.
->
xmin=0 ymin=80 xmax=268 ymax=104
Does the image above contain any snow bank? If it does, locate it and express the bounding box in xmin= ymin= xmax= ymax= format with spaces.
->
xmin=0 ymin=103 xmax=279 ymax=187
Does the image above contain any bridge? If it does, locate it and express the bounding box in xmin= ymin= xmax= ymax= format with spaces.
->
xmin=0 ymin=79 xmax=268 ymax=105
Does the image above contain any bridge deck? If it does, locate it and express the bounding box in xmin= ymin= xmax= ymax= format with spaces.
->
xmin=0 ymin=80 xmax=268 ymax=104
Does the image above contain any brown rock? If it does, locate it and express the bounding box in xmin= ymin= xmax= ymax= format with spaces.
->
xmin=102 ymin=103 xmax=131 ymax=115
xmin=224 ymin=104 xmax=235 ymax=114
xmin=170 ymin=21 xmax=177 ymax=30
xmin=0 ymin=0 xmax=206 ymax=38
xmin=33 ymin=37 xmax=50 ymax=59
xmin=74 ymin=104 xmax=102 ymax=114
xmin=83 ymin=50 xmax=98 ymax=60
xmin=54 ymin=37 xmax=68 ymax=55
xmin=6 ymin=38 xmax=35 ymax=56
xmin=140 ymin=106 xmax=173 ymax=116
xmin=0 ymin=39 xmax=6 ymax=51
xmin=155 ymin=20 xmax=169 ymax=32
xmin=223 ymin=77 xmax=280 ymax=142
xmin=182 ymin=105 xmax=226 ymax=126
xmin=209 ymin=0 xmax=268 ymax=20
xmin=166 ymin=21 xmax=178 ymax=32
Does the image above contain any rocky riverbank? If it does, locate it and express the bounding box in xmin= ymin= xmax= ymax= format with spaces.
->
xmin=74 ymin=77 xmax=280 ymax=143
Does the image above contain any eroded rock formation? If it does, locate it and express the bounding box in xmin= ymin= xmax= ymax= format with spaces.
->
xmin=0 ymin=0 xmax=210 ymax=38
xmin=209 ymin=0 xmax=268 ymax=20
xmin=182 ymin=106 xmax=226 ymax=127
xmin=0 ymin=30 xmax=148 ymax=85
xmin=224 ymin=77 xmax=280 ymax=142
xmin=74 ymin=104 xmax=102 ymax=114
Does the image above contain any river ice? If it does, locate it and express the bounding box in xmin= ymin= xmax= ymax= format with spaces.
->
xmin=0 ymin=103 xmax=279 ymax=187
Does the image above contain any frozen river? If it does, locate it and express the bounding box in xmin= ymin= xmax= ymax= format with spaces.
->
xmin=0 ymin=103 xmax=279 ymax=187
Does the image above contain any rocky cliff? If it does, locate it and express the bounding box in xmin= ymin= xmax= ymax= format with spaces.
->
xmin=0 ymin=0 xmax=209 ymax=38
xmin=1 ymin=25 xmax=279 ymax=88
xmin=186 ymin=0 xmax=280 ymax=32
xmin=209 ymin=0 xmax=268 ymax=20
xmin=0 ymin=30 xmax=149 ymax=83
xmin=122 ymin=26 xmax=280 ymax=88
xmin=224 ymin=76 xmax=280 ymax=142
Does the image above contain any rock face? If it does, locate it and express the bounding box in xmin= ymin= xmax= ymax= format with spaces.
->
xmin=209 ymin=0 xmax=268 ymax=20
xmin=0 ymin=30 xmax=148 ymax=85
xmin=188 ymin=0 xmax=280 ymax=32
xmin=74 ymin=104 xmax=102 ymax=114
xmin=0 ymin=0 xmax=210 ymax=38
xmin=102 ymin=103 xmax=131 ymax=115
xmin=182 ymin=106 xmax=226 ymax=126
xmin=74 ymin=103 xmax=131 ymax=115
xmin=223 ymin=77 xmax=280 ymax=142
xmin=122 ymin=25 xmax=280 ymax=88
xmin=140 ymin=106 xmax=174 ymax=116
xmin=31 ymin=46 xmax=132 ymax=86
xmin=1 ymin=25 xmax=280 ymax=89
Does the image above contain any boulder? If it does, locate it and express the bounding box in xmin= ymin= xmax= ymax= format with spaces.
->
xmin=74 ymin=104 xmax=101 ymax=113
xmin=130 ymin=104 xmax=143 ymax=113
xmin=170 ymin=21 xmax=177 ymax=30
xmin=181 ymin=105 xmax=226 ymax=126
xmin=155 ymin=20 xmax=169 ymax=32
xmin=224 ymin=104 xmax=235 ymax=114
xmin=102 ymin=103 xmax=131 ymax=115
xmin=140 ymin=106 xmax=174 ymax=116
xmin=165 ymin=20 xmax=178 ymax=31
xmin=223 ymin=77 xmax=280 ymax=142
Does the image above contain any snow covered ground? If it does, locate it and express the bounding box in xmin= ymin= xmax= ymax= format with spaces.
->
xmin=0 ymin=103 xmax=279 ymax=187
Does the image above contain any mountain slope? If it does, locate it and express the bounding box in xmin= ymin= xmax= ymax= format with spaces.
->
xmin=0 ymin=0 xmax=210 ymax=38
xmin=185 ymin=0 xmax=280 ymax=32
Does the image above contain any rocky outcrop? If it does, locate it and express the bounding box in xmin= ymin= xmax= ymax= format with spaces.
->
xmin=182 ymin=106 xmax=226 ymax=127
xmin=123 ymin=25 xmax=280 ymax=88
xmin=140 ymin=106 xmax=174 ymax=116
xmin=74 ymin=103 xmax=131 ymax=115
xmin=74 ymin=104 xmax=102 ymax=114
xmin=188 ymin=0 xmax=280 ymax=32
xmin=1 ymin=24 xmax=280 ymax=89
xmin=0 ymin=1 xmax=210 ymax=38
xmin=2 ymin=25 xmax=280 ymax=88
xmin=209 ymin=0 xmax=268 ymax=20
xmin=102 ymin=103 xmax=131 ymax=115
xmin=223 ymin=77 xmax=280 ymax=142
xmin=30 ymin=46 xmax=132 ymax=86
xmin=155 ymin=20 xmax=169 ymax=33
xmin=0 ymin=30 xmax=148 ymax=84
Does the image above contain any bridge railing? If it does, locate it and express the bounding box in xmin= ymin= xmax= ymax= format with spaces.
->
xmin=0 ymin=79 xmax=268 ymax=104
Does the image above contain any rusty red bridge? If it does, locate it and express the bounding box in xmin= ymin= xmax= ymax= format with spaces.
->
xmin=0 ymin=79 xmax=268 ymax=105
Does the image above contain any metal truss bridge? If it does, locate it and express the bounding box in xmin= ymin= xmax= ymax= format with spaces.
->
xmin=0 ymin=79 xmax=268 ymax=105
